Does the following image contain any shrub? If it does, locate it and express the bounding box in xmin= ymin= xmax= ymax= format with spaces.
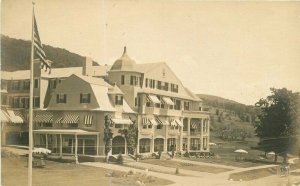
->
xmin=117 ymin=153 xmax=124 ymax=164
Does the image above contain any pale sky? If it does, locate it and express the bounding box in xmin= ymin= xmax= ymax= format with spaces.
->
xmin=2 ymin=0 xmax=300 ymax=105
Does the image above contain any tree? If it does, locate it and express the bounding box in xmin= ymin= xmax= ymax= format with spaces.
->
xmin=103 ymin=115 xmax=113 ymax=162
xmin=255 ymin=88 xmax=299 ymax=163
xmin=119 ymin=120 xmax=138 ymax=155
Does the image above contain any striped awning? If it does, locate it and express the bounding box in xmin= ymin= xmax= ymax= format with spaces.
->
xmin=162 ymin=97 xmax=174 ymax=105
xmin=147 ymin=94 xmax=161 ymax=104
xmin=55 ymin=116 xmax=63 ymax=124
xmin=155 ymin=117 xmax=163 ymax=125
xmin=62 ymin=114 xmax=79 ymax=124
xmin=111 ymin=118 xmax=132 ymax=125
xmin=175 ymin=119 xmax=183 ymax=127
xmin=84 ymin=115 xmax=93 ymax=125
xmin=142 ymin=117 xmax=151 ymax=125
xmin=34 ymin=113 xmax=53 ymax=123
xmin=7 ymin=110 xmax=24 ymax=124
xmin=169 ymin=118 xmax=183 ymax=127
xmin=149 ymin=118 xmax=158 ymax=126
xmin=191 ymin=120 xmax=200 ymax=129
xmin=169 ymin=118 xmax=177 ymax=127
xmin=1 ymin=109 xmax=9 ymax=123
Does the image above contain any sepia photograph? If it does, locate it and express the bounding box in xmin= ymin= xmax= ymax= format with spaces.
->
xmin=1 ymin=0 xmax=300 ymax=185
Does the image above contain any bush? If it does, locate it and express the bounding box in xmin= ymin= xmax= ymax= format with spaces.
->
xmin=117 ymin=153 xmax=124 ymax=164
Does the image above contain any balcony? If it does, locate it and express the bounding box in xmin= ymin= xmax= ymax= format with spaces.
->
xmin=140 ymin=128 xmax=153 ymax=135
xmin=168 ymin=129 xmax=179 ymax=136
xmin=144 ymin=106 xmax=182 ymax=116
xmin=190 ymin=131 xmax=202 ymax=136
xmin=182 ymin=110 xmax=210 ymax=118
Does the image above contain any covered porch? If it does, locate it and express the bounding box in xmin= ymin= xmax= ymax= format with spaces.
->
xmin=33 ymin=129 xmax=100 ymax=163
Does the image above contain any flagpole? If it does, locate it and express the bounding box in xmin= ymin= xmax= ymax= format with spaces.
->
xmin=28 ymin=2 xmax=35 ymax=186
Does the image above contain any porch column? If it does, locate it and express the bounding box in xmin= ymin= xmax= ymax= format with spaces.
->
xmin=187 ymin=118 xmax=191 ymax=151
xmin=96 ymin=134 xmax=99 ymax=156
xmin=55 ymin=134 xmax=58 ymax=153
xmin=124 ymin=137 xmax=127 ymax=155
xmin=45 ymin=134 xmax=48 ymax=149
xmin=136 ymin=116 xmax=140 ymax=154
xmin=151 ymin=135 xmax=155 ymax=153
xmin=75 ymin=134 xmax=78 ymax=164
xmin=83 ymin=139 xmax=85 ymax=155
xmin=59 ymin=134 xmax=62 ymax=158
xmin=201 ymin=119 xmax=204 ymax=151
xmin=180 ymin=119 xmax=183 ymax=152
xmin=164 ymin=125 xmax=168 ymax=152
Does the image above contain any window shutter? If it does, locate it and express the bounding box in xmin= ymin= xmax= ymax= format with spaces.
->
xmin=64 ymin=94 xmax=67 ymax=103
xmin=88 ymin=94 xmax=91 ymax=103
xmin=80 ymin=93 xmax=82 ymax=103
xmin=56 ymin=94 xmax=59 ymax=103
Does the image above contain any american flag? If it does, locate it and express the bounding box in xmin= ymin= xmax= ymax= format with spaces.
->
xmin=33 ymin=12 xmax=51 ymax=73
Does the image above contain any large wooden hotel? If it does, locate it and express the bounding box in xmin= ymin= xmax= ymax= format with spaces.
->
xmin=1 ymin=47 xmax=210 ymax=158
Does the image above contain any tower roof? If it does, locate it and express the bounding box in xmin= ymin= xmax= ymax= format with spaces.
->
xmin=110 ymin=46 xmax=136 ymax=71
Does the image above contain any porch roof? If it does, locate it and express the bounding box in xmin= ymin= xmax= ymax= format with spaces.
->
xmin=33 ymin=129 xmax=99 ymax=135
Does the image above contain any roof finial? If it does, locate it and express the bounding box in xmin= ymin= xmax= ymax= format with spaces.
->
xmin=123 ymin=46 xmax=127 ymax=55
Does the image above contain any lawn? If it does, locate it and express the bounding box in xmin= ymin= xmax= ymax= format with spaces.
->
xmin=141 ymin=159 xmax=232 ymax=173
xmin=2 ymin=156 xmax=173 ymax=186
xmin=228 ymin=167 xmax=277 ymax=181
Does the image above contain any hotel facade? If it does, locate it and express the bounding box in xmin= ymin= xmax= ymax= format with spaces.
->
xmin=1 ymin=47 xmax=210 ymax=158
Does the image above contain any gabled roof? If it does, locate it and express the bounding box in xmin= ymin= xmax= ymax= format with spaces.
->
xmin=134 ymin=62 xmax=166 ymax=73
xmin=73 ymin=74 xmax=111 ymax=87
xmin=1 ymin=65 xmax=107 ymax=80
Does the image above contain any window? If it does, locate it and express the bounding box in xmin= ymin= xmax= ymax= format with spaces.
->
xmin=1 ymin=95 xmax=7 ymax=105
xmin=184 ymin=101 xmax=190 ymax=111
xmin=174 ymin=99 xmax=181 ymax=110
xmin=121 ymin=75 xmax=125 ymax=85
xmin=56 ymin=94 xmax=67 ymax=103
xmin=12 ymin=81 xmax=20 ymax=90
xmin=49 ymin=79 xmax=57 ymax=89
xmin=145 ymin=78 xmax=148 ymax=87
xmin=34 ymin=79 xmax=39 ymax=88
xmin=157 ymin=81 xmax=162 ymax=90
xmin=20 ymin=97 xmax=29 ymax=108
xmin=139 ymin=77 xmax=143 ymax=87
xmin=191 ymin=138 xmax=201 ymax=150
xmin=115 ymin=95 xmax=123 ymax=105
xmin=13 ymin=97 xmax=20 ymax=108
xmin=171 ymin=84 xmax=178 ymax=93
xmin=163 ymin=82 xmax=169 ymax=91
xmin=183 ymin=118 xmax=188 ymax=131
xmin=33 ymin=97 xmax=40 ymax=108
xmin=80 ymin=93 xmax=91 ymax=103
xmin=156 ymin=124 xmax=163 ymax=129
xmin=115 ymin=124 xmax=123 ymax=128
xmin=23 ymin=81 xmax=30 ymax=90
xmin=203 ymin=138 xmax=208 ymax=150
xmin=130 ymin=76 xmax=134 ymax=85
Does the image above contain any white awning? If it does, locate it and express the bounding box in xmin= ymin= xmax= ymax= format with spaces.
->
xmin=149 ymin=118 xmax=158 ymax=126
xmin=34 ymin=113 xmax=53 ymax=123
xmin=62 ymin=114 xmax=79 ymax=124
xmin=155 ymin=117 xmax=169 ymax=125
xmin=111 ymin=118 xmax=132 ymax=125
xmin=1 ymin=109 xmax=9 ymax=123
xmin=147 ymin=94 xmax=161 ymax=104
xmin=7 ymin=110 xmax=24 ymax=124
xmin=175 ymin=119 xmax=183 ymax=127
xmin=142 ymin=117 xmax=150 ymax=125
xmin=162 ymin=97 xmax=174 ymax=105
xmin=169 ymin=118 xmax=177 ymax=127
xmin=84 ymin=115 xmax=93 ymax=125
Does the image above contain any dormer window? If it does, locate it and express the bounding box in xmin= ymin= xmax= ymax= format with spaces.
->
xmin=56 ymin=94 xmax=67 ymax=103
xmin=80 ymin=93 xmax=91 ymax=103
xmin=115 ymin=95 xmax=123 ymax=105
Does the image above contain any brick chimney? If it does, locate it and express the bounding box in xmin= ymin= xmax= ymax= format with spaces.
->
xmin=82 ymin=57 xmax=93 ymax=76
